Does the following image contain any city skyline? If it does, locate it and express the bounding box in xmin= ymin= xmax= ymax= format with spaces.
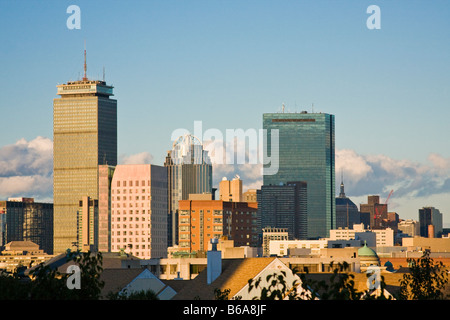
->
xmin=0 ymin=1 xmax=449 ymax=226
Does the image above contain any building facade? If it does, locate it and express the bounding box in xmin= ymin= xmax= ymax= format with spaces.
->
xmin=419 ymin=207 xmax=443 ymax=238
xmin=53 ymin=77 xmax=117 ymax=253
xmin=164 ymin=134 xmax=212 ymax=247
xmin=335 ymin=180 xmax=360 ymax=229
xmin=219 ymin=176 xmax=243 ymax=202
xmin=110 ymin=164 xmax=168 ymax=259
xmin=397 ymin=219 xmax=420 ymax=237
xmin=258 ymin=181 xmax=307 ymax=240
xmin=359 ymin=195 xmax=387 ymax=230
xmin=0 ymin=198 xmax=53 ymax=254
xmin=178 ymin=198 xmax=258 ymax=253
xmin=263 ymin=111 xmax=335 ymax=239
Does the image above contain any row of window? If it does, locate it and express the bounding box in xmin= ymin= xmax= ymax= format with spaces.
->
xmin=116 ymin=180 xmax=150 ymax=187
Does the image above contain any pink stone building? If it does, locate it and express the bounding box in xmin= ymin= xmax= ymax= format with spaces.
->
xmin=110 ymin=164 xmax=168 ymax=259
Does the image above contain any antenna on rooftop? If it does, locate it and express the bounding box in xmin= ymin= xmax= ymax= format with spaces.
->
xmin=103 ymin=66 xmax=105 ymax=82
xmin=282 ymin=103 xmax=285 ymax=113
xmin=83 ymin=40 xmax=88 ymax=81
xmin=312 ymin=103 xmax=314 ymax=113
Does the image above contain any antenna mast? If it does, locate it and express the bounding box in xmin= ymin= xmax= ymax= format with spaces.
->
xmin=83 ymin=41 xmax=88 ymax=81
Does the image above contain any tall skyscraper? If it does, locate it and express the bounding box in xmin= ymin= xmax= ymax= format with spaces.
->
xmin=164 ymin=134 xmax=212 ymax=247
xmin=53 ymin=53 xmax=117 ymax=253
xmin=263 ymin=111 xmax=335 ymax=238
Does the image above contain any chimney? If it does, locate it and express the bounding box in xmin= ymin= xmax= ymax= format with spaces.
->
xmin=207 ymin=238 xmax=222 ymax=285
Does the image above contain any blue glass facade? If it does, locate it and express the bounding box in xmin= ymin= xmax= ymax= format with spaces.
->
xmin=263 ymin=112 xmax=335 ymax=238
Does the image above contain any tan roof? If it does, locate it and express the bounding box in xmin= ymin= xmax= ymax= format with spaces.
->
xmin=100 ymin=268 xmax=145 ymax=299
xmin=173 ymin=257 xmax=276 ymax=300
xmin=4 ymin=241 xmax=40 ymax=250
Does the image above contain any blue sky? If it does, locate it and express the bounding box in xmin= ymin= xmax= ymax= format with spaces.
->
xmin=0 ymin=0 xmax=449 ymax=225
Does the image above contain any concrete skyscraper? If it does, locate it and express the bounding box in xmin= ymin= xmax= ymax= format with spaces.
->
xmin=263 ymin=111 xmax=335 ymax=239
xmin=164 ymin=134 xmax=212 ymax=247
xmin=53 ymin=52 xmax=117 ymax=253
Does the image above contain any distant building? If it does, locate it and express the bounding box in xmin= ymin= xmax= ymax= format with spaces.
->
xmin=329 ymin=223 xmax=394 ymax=247
xmin=262 ymin=227 xmax=288 ymax=257
xmin=164 ymin=134 xmax=212 ymax=248
xmin=77 ymin=196 xmax=98 ymax=252
xmin=177 ymin=197 xmax=258 ymax=253
xmin=360 ymin=195 xmax=387 ymax=230
xmin=402 ymin=237 xmax=450 ymax=253
xmin=258 ymin=181 xmax=307 ymax=240
xmin=219 ymin=176 xmax=242 ymax=202
xmin=0 ymin=198 xmax=53 ymax=254
xmin=263 ymin=112 xmax=335 ymax=239
xmin=110 ymin=164 xmax=168 ymax=259
xmin=243 ymin=189 xmax=257 ymax=202
xmin=398 ymin=219 xmax=420 ymax=237
xmin=269 ymin=239 xmax=329 ymax=256
xmin=335 ymin=180 xmax=360 ymax=229
xmin=419 ymin=207 xmax=443 ymax=238
xmin=53 ymin=73 xmax=117 ymax=254
xmin=0 ymin=241 xmax=54 ymax=273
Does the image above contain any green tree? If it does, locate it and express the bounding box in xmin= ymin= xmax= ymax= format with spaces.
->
xmin=0 ymin=250 xmax=105 ymax=300
xmin=397 ymin=250 xmax=449 ymax=300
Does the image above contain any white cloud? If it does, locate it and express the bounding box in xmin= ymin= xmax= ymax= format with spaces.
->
xmin=119 ymin=152 xmax=153 ymax=165
xmin=0 ymin=136 xmax=53 ymax=200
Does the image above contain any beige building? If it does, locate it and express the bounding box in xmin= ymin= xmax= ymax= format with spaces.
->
xmin=329 ymin=223 xmax=394 ymax=247
xmin=0 ymin=241 xmax=54 ymax=273
xmin=53 ymin=74 xmax=117 ymax=254
xmin=242 ymin=189 xmax=257 ymax=202
xmin=398 ymin=219 xmax=420 ymax=237
xmin=402 ymin=236 xmax=450 ymax=252
xmin=219 ymin=176 xmax=243 ymax=202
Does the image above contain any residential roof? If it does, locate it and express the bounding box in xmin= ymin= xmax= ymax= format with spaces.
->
xmin=172 ymin=257 xmax=276 ymax=300
xmin=100 ymin=268 xmax=146 ymax=298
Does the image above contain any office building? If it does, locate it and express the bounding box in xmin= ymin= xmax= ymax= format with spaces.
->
xmin=243 ymin=189 xmax=257 ymax=202
xmin=419 ymin=207 xmax=443 ymax=238
xmin=360 ymin=195 xmax=387 ymax=229
xmin=259 ymin=181 xmax=307 ymax=240
xmin=0 ymin=198 xmax=53 ymax=254
xmin=178 ymin=197 xmax=258 ymax=253
xmin=53 ymin=57 xmax=117 ymax=253
xmin=263 ymin=111 xmax=335 ymax=238
xmin=97 ymin=164 xmax=115 ymax=252
xmin=77 ymin=196 xmax=98 ymax=252
xmin=164 ymin=134 xmax=212 ymax=247
xmin=262 ymin=227 xmax=289 ymax=257
xmin=219 ymin=175 xmax=243 ymax=202
xmin=110 ymin=164 xmax=168 ymax=259
xmin=335 ymin=180 xmax=360 ymax=229
xmin=397 ymin=219 xmax=420 ymax=237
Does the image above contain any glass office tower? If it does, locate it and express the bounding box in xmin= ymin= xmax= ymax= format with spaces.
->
xmin=164 ymin=134 xmax=212 ymax=247
xmin=263 ymin=112 xmax=335 ymax=238
xmin=53 ymin=79 xmax=117 ymax=253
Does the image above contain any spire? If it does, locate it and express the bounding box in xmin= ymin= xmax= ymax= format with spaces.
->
xmin=339 ymin=170 xmax=346 ymax=198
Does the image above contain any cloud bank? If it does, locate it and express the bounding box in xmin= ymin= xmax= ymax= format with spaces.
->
xmin=0 ymin=136 xmax=448 ymax=215
xmin=0 ymin=136 xmax=53 ymax=201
